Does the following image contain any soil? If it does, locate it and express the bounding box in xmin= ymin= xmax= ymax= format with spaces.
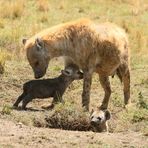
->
xmin=0 ymin=118 xmax=147 ymax=148
xmin=0 ymin=60 xmax=148 ymax=148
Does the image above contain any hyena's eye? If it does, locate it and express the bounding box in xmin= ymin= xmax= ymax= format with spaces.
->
xmin=35 ymin=61 xmax=39 ymax=67
xmin=91 ymin=116 xmax=94 ymax=119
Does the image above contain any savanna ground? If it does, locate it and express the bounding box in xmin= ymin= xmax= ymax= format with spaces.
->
xmin=0 ymin=0 xmax=148 ymax=147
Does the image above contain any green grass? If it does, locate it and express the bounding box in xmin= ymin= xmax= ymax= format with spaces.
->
xmin=1 ymin=105 xmax=12 ymax=115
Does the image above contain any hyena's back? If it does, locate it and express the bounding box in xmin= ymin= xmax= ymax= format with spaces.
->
xmin=60 ymin=20 xmax=129 ymax=76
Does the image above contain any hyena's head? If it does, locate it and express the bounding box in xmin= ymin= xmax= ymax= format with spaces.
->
xmin=23 ymin=38 xmax=51 ymax=79
xmin=90 ymin=109 xmax=111 ymax=132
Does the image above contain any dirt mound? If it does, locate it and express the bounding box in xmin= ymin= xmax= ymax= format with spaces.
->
xmin=32 ymin=102 xmax=92 ymax=131
xmin=44 ymin=103 xmax=91 ymax=131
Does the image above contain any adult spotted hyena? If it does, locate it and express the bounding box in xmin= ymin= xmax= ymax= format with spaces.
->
xmin=23 ymin=19 xmax=130 ymax=111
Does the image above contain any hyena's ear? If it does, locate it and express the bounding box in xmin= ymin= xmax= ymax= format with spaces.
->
xmin=22 ymin=38 xmax=28 ymax=45
xmin=105 ymin=110 xmax=111 ymax=120
xmin=35 ymin=38 xmax=44 ymax=49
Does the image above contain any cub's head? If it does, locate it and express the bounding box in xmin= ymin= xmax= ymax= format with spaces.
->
xmin=61 ymin=67 xmax=83 ymax=80
xmin=90 ymin=109 xmax=111 ymax=132
xmin=23 ymin=38 xmax=51 ymax=79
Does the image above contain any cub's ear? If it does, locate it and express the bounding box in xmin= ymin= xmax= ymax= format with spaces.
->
xmin=105 ymin=110 xmax=111 ymax=120
xmin=35 ymin=38 xmax=44 ymax=49
xmin=22 ymin=38 xmax=28 ymax=45
xmin=90 ymin=109 xmax=94 ymax=116
xmin=61 ymin=69 xmax=72 ymax=76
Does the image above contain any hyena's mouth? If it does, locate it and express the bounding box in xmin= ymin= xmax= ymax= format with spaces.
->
xmin=90 ymin=121 xmax=98 ymax=127
xmin=91 ymin=125 xmax=103 ymax=132
xmin=34 ymin=71 xmax=45 ymax=79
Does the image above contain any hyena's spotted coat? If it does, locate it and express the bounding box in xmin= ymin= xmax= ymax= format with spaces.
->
xmin=23 ymin=19 xmax=130 ymax=111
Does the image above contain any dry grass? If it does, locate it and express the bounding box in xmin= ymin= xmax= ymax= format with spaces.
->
xmin=40 ymin=13 xmax=49 ymax=23
xmin=37 ymin=0 xmax=49 ymax=12
xmin=0 ymin=50 xmax=11 ymax=74
xmin=0 ymin=0 xmax=25 ymax=19
xmin=0 ymin=19 xmax=5 ymax=29
xmin=0 ymin=0 xmax=147 ymax=57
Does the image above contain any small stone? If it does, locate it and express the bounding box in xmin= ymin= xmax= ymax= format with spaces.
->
xmin=16 ymin=122 xmax=23 ymax=128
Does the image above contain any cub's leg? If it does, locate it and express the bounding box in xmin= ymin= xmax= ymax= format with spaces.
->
xmin=22 ymin=94 xmax=33 ymax=110
xmin=13 ymin=93 xmax=26 ymax=108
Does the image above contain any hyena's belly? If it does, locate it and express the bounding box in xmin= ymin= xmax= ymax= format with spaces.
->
xmin=95 ymin=58 xmax=120 ymax=76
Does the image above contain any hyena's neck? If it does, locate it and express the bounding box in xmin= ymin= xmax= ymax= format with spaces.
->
xmin=45 ymin=35 xmax=75 ymax=59
xmin=44 ymin=24 xmax=92 ymax=59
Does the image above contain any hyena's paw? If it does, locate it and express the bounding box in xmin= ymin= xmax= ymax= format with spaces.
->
xmin=12 ymin=104 xmax=18 ymax=109
xmin=124 ymin=103 xmax=134 ymax=112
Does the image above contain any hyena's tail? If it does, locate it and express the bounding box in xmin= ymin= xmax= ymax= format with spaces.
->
xmin=116 ymin=68 xmax=122 ymax=83
xmin=111 ymin=68 xmax=122 ymax=83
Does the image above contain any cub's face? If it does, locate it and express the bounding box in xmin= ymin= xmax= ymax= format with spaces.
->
xmin=23 ymin=38 xmax=50 ymax=79
xmin=90 ymin=109 xmax=111 ymax=131
xmin=61 ymin=66 xmax=83 ymax=80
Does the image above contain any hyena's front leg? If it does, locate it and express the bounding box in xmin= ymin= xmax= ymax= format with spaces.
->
xmin=99 ymin=75 xmax=111 ymax=110
xmin=82 ymin=71 xmax=92 ymax=111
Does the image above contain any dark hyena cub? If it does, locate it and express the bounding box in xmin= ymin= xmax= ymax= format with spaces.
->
xmin=13 ymin=67 xmax=83 ymax=110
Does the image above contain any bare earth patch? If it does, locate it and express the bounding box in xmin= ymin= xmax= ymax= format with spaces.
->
xmin=0 ymin=118 xmax=147 ymax=148
xmin=0 ymin=59 xmax=148 ymax=147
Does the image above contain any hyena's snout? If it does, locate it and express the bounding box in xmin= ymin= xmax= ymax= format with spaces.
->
xmin=34 ymin=68 xmax=46 ymax=79
xmin=90 ymin=117 xmax=102 ymax=126
xmin=90 ymin=120 xmax=98 ymax=127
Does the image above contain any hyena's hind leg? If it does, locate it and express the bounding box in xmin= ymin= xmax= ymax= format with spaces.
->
xmin=99 ymin=75 xmax=111 ymax=110
xmin=116 ymin=64 xmax=131 ymax=106
xmin=13 ymin=93 xmax=26 ymax=108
